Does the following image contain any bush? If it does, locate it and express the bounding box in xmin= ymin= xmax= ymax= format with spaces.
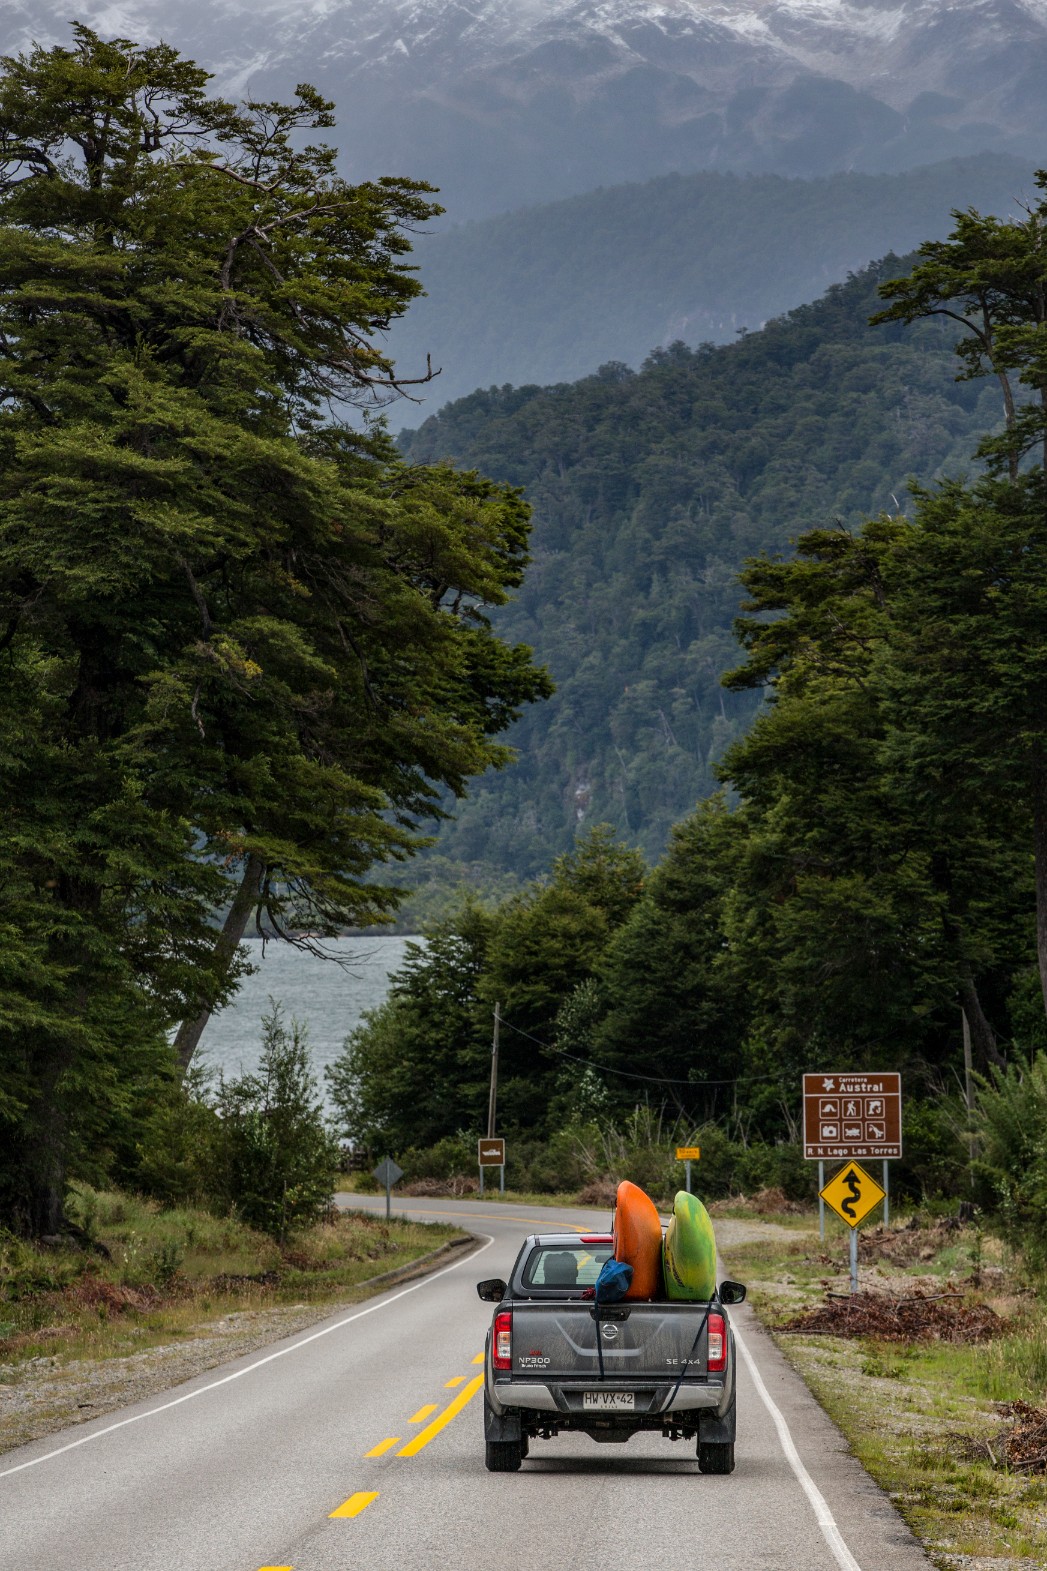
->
xmin=974 ymin=1051 xmax=1047 ymax=1266
xmin=398 ymin=1132 xmax=476 ymax=1182
xmin=211 ymin=1002 xmax=339 ymax=1240
xmin=133 ymin=1067 xmax=223 ymax=1207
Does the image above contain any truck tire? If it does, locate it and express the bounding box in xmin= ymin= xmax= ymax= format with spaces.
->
xmin=485 ymin=1439 xmax=523 ymax=1472
xmin=697 ymin=1440 xmax=735 ymax=1474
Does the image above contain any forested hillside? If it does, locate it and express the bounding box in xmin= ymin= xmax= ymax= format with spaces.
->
xmin=347 ymin=190 xmax=1047 ymax=1231
xmin=387 ymin=155 xmax=1033 ymax=415
xmin=397 ymin=257 xmax=1002 ymax=895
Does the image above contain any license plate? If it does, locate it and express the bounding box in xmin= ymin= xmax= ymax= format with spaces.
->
xmin=582 ymin=1391 xmax=635 ymax=1410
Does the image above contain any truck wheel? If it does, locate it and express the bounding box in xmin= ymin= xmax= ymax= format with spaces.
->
xmin=519 ymin=1432 xmax=530 ymax=1458
xmin=697 ymin=1441 xmax=735 ymax=1475
xmin=485 ymin=1439 xmax=523 ymax=1472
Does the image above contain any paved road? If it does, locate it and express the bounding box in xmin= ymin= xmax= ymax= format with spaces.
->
xmin=0 ymin=1197 xmax=931 ymax=1571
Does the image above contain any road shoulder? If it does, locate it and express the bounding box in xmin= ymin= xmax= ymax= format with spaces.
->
xmin=0 ymin=1233 xmax=476 ymax=1457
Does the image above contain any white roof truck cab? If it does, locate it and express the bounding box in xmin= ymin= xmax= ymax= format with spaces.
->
xmin=477 ymin=1231 xmax=746 ymax=1473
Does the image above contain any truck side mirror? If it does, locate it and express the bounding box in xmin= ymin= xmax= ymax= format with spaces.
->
xmin=477 ymin=1277 xmax=507 ymax=1302
xmin=718 ymin=1280 xmax=747 ymax=1305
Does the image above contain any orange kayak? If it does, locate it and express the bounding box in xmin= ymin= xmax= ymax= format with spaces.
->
xmin=613 ymin=1180 xmax=663 ymax=1299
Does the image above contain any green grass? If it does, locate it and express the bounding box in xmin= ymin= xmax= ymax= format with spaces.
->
xmin=719 ymin=1214 xmax=1047 ymax=1567
xmin=0 ymin=1185 xmax=465 ymax=1370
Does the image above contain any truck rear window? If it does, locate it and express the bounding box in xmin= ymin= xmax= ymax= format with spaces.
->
xmin=521 ymin=1244 xmax=614 ymax=1294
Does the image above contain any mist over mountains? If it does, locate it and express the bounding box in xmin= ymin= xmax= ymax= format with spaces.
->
xmin=386 ymin=152 xmax=1036 ymax=422
xmin=7 ymin=1 xmax=1047 ymax=217
xmin=5 ymin=5 xmax=1043 ymax=890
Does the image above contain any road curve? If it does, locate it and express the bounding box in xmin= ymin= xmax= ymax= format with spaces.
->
xmin=0 ymin=1196 xmax=931 ymax=1571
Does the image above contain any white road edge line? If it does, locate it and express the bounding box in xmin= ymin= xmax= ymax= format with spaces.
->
xmin=0 ymin=1232 xmax=495 ymax=1482
xmin=733 ymin=1318 xmax=863 ymax=1571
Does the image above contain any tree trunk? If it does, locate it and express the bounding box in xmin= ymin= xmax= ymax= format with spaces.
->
xmin=24 ymin=1044 xmax=72 ymax=1237
xmin=1033 ymin=740 xmax=1047 ymax=1024
xmin=958 ymin=975 xmax=1006 ymax=1072
xmin=172 ymin=852 xmax=266 ymax=1073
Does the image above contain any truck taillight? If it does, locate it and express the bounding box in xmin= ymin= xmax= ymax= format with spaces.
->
xmin=493 ymin=1311 xmax=512 ymax=1370
xmin=707 ymin=1313 xmax=726 ymax=1373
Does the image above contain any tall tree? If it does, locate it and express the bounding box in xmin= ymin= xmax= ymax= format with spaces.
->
xmin=721 ymin=519 xmax=1030 ymax=1072
xmin=0 ymin=28 xmax=549 ymax=1232
xmin=875 ymin=182 xmax=1047 ymax=1015
xmin=591 ymin=797 xmax=751 ymax=1122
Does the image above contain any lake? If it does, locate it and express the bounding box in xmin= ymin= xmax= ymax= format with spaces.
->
xmin=193 ymin=935 xmax=419 ymax=1107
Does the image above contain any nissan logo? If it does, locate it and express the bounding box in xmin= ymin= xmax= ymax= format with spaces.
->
xmin=601 ymin=1323 xmax=619 ymax=1342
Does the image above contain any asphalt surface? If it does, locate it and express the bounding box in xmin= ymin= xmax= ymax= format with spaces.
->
xmin=0 ymin=1196 xmax=933 ymax=1571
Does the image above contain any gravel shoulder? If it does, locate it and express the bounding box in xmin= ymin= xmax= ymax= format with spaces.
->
xmin=0 ymin=1236 xmax=474 ymax=1456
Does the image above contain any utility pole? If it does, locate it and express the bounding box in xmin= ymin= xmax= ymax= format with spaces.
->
xmin=487 ymin=1002 xmax=501 ymax=1139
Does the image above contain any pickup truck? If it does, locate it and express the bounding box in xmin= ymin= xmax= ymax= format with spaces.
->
xmin=476 ymin=1231 xmax=745 ymax=1473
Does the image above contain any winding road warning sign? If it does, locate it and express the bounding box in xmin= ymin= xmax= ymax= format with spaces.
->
xmin=819 ymin=1160 xmax=885 ymax=1229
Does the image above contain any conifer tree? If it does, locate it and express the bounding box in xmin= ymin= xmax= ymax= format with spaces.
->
xmin=875 ymin=184 xmax=1047 ymax=1018
xmin=0 ymin=28 xmax=549 ymax=1232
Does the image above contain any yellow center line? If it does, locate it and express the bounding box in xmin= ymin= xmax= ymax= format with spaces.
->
xmin=409 ymin=1404 xmax=438 ymax=1423
xmin=444 ymin=1375 xmax=466 ymax=1388
xmin=398 ymin=1374 xmax=484 ymax=1458
xmin=365 ymin=1437 xmax=400 ymax=1457
xmin=258 ymin=1565 xmax=293 ymax=1569
xmin=330 ymin=1491 xmax=379 ymax=1519
xmin=471 ymin=1351 xmax=485 ymax=1365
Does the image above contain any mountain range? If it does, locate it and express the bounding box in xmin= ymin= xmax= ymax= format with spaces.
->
xmin=385 ymin=152 xmax=1037 ymax=420
xmin=7 ymin=1 xmax=1047 ymax=216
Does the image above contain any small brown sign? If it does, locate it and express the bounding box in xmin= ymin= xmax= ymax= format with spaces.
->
xmin=478 ymin=1137 xmax=506 ymax=1167
xmin=803 ymin=1072 xmax=902 ymax=1161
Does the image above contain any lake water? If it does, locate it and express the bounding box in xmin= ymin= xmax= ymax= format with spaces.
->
xmin=193 ymin=935 xmax=419 ymax=1107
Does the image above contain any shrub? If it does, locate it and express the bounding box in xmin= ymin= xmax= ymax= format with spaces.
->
xmin=211 ymin=1002 xmax=339 ymax=1240
xmin=133 ymin=1067 xmax=223 ymax=1206
xmin=974 ymin=1051 xmax=1047 ymax=1266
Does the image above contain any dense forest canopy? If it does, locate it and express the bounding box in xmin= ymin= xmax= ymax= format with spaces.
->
xmin=397 ymin=258 xmax=1005 ymax=908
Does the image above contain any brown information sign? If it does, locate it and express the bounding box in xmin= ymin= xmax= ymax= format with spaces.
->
xmin=803 ymin=1072 xmax=902 ymax=1161
xmin=478 ymin=1138 xmax=506 ymax=1167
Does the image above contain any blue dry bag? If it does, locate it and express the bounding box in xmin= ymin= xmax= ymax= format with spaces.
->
xmin=594 ymin=1258 xmax=633 ymax=1303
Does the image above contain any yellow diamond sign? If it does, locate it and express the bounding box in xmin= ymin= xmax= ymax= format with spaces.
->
xmin=819 ymin=1160 xmax=885 ymax=1229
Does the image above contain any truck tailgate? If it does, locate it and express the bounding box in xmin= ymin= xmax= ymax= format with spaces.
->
xmin=508 ymin=1301 xmax=713 ymax=1381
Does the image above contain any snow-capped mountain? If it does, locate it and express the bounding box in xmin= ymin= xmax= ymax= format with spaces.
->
xmin=5 ymin=1 xmax=1047 ymax=214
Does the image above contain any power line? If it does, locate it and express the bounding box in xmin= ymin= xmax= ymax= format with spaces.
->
xmin=498 ymin=1014 xmax=780 ymax=1091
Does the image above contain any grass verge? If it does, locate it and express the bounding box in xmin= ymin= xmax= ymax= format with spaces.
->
xmin=0 ymin=1183 xmax=466 ymax=1373
xmin=719 ymin=1207 xmax=1047 ymax=1569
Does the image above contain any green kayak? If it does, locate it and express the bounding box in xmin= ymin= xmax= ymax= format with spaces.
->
xmin=662 ymin=1190 xmax=717 ymax=1301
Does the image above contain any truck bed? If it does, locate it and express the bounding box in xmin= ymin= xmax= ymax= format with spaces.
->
xmin=478 ymin=1231 xmax=742 ymax=1470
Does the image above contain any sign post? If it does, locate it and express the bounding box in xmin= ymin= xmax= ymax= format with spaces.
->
xmin=819 ymin=1160 xmax=886 ymax=1293
xmin=373 ymin=1157 xmax=404 ymax=1221
xmin=478 ymin=1137 xmax=506 ymax=1196
xmin=803 ymin=1071 xmax=901 ymax=1237
xmin=675 ymin=1146 xmax=701 ymax=1194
